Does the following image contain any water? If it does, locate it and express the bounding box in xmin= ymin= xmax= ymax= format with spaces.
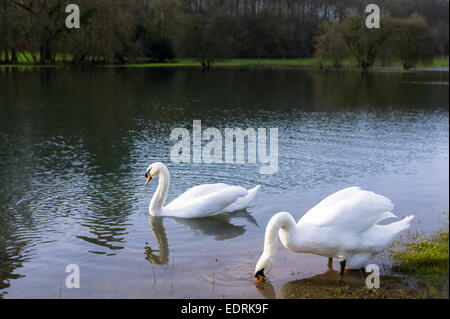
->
xmin=0 ymin=67 xmax=448 ymax=298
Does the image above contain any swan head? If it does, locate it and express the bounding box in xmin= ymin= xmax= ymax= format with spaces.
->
xmin=144 ymin=162 xmax=166 ymax=185
xmin=254 ymin=252 xmax=274 ymax=283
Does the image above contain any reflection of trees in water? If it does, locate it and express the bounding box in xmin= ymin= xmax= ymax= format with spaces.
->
xmin=0 ymin=223 xmax=31 ymax=298
xmin=0 ymin=110 xmax=42 ymax=298
xmin=0 ymin=195 xmax=39 ymax=298
xmin=0 ymin=188 xmax=33 ymax=298
xmin=74 ymin=180 xmax=133 ymax=255
xmin=75 ymin=193 xmax=133 ymax=255
xmin=76 ymin=218 xmax=128 ymax=254
xmin=256 ymin=267 xmax=367 ymax=299
xmin=145 ymin=211 xmax=258 ymax=265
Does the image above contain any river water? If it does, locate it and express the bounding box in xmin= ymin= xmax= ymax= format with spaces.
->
xmin=0 ymin=67 xmax=448 ymax=298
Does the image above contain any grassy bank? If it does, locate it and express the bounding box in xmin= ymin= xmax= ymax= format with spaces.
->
xmin=270 ymin=228 xmax=449 ymax=299
xmin=1 ymin=56 xmax=448 ymax=70
xmin=389 ymin=229 xmax=449 ymax=298
xmin=120 ymin=56 xmax=450 ymax=69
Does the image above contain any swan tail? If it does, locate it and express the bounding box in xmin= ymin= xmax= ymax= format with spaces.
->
xmin=221 ymin=185 xmax=260 ymax=213
xmin=390 ymin=215 xmax=414 ymax=234
xmin=246 ymin=185 xmax=261 ymax=203
xmin=375 ymin=215 xmax=415 ymax=247
xmin=375 ymin=211 xmax=397 ymax=224
xmin=245 ymin=185 xmax=261 ymax=206
xmin=362 ymin=215 xmax=414 ymax=254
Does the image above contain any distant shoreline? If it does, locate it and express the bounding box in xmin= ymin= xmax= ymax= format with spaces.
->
xmin=1 ymin=57 xmax=448 ymax=72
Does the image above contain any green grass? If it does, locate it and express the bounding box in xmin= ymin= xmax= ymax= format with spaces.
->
xmin=389 ymin=229 xmax=449 ymax=298
xmin=3 ymin=54 xmax=448 ymax=70
xmin=374 ymin=56 xmax=449 ymax=68
xmin=278 ymin=228 xmax=450 ymax=299
xmin=391 ymin=230 xmax=449 ymax=274
xmin=123 ymin=56 xmax=449 ymax=69
xmin=0 ymin=51 xmax=71 ymax=64
xmin=123 ymin=57 xmax=352 ymax=68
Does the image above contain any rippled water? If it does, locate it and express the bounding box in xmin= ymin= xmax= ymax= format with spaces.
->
xmin=0 ymin=67 xmax=448 ymax=298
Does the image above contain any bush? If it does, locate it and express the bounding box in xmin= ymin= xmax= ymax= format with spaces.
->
xmin=390 ymin=15 xmax=434 ymax=70
xmin=314 ymin=21 xmax=349 ymax=67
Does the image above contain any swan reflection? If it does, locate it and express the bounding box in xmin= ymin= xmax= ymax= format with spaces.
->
xmin=255 ymin=267 xmax=368 ymax=299
xmin=145 ymin=211 xmax=258 ymax=265
xmin=145 ymin=216 xmax=170 ymax=265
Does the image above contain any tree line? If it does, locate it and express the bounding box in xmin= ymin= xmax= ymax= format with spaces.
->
xmin=0 ymin=0 xmax=448 ymax=69
xmin=315 ymin=14 xmax=438 ymax=70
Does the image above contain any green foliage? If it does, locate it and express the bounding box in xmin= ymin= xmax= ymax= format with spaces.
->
xmin=389 ymin=229 xmax=449 ymax=298
xmin=390 ymin=15 xmax=434 ymax=70
xmin=314 ymin=14 xmax=438 ymax=70
xmin=314 ymin=21 xmax=349 ymax=67
xmin=391 ymin=230 xmax=449 ymax=274
xmin=174 ymin=11 xmax=232 ymax=70
xmin=339 ymin=16 xmax=392 ymax=70
xmin=0 ymin=0 xmax=448 ymax=67
xmin=148 ymin=38 xmax=175 ymax=62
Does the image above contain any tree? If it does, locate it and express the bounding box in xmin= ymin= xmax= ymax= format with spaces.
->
xmin=1 ymin=0 xmax=447 ymax=66
xmin=391 ymin=15 xmax=433 ymax=70
xmin=11 ymin=0 xmax=67 ymax=64
xmin=139 ymin=0 xmax=177 ymax=62
xmin=338 ymin=16 xmax=392 ymax=70
xmin=314 ymin=20 xmax=349 ymax=67
xmin=174 ymin=10 xmax=232 ymax=70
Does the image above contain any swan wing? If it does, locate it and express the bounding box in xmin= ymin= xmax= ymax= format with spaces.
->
xmin=301 ymin=187 xmax=363 ymax=222
xmin=165 ymin=186 xmax=248 ymax=218
xmin=300 ymin=188 xmax=394 ymax=233
xmin=219 ymin=185 xmax=260 ymax=213
xmin=165 ymin=183 xmax=232 ymax=209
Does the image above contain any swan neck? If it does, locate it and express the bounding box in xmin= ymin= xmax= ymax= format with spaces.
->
xmin=264 ymin=212 xmax=296 ymax=255
xmin=149 ymin=166 xmax=170 ymax=215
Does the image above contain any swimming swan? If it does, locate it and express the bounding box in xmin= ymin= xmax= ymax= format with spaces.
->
xmin=144 ymin=162 xmax=260 ymax=218
xmin=254 ymin=187 xmax=414 ymax=281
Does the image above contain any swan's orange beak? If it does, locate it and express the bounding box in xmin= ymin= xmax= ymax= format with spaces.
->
xmin=145 ymin=173 xmax=152 ymax=185
xmin=254 ymin=269 xmax=265 ymax=283
xmin=254 ymin=274 xmax=265 ymax=283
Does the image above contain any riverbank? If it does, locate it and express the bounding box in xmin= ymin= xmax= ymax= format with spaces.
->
xmin=1 ymin=57 xmax=448 ymax=71
xmin=125 ymin=57 xmax=450 ymax=69
xmin=266 ymin=228 xmax=449 ymax=299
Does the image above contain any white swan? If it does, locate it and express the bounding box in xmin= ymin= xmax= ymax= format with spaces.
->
xmin=144 ymin=162 xmax=260 ymax=218
xmin=254 ymin=187 xmax=414 ymax=282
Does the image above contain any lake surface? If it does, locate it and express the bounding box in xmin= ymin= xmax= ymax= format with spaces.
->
xmin=0 ymin=67 xmax=448 ymax=298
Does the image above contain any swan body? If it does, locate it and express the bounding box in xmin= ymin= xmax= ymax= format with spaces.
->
xmin=145 ymin=162 xmax=260 ymax=218
xmin=254 ymin=187 xmax=414 ymax=280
